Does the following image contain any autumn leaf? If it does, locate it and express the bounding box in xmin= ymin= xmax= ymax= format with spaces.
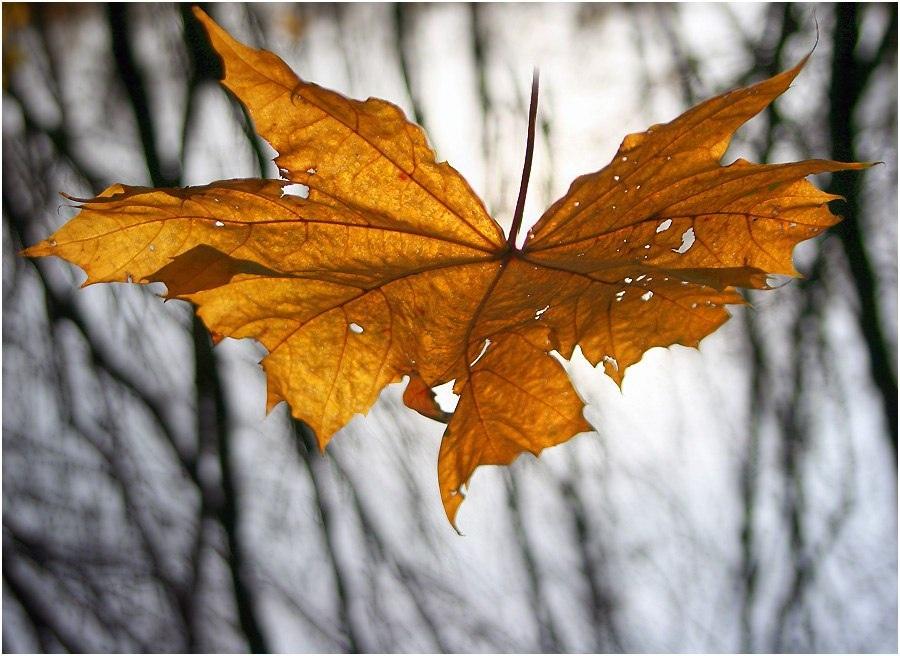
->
xmin=23 ymin=8 xmax=867 ymax=529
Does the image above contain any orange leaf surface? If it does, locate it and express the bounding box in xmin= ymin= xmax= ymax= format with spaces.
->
xmin=23 ymin=9 xmax=867 ymax=529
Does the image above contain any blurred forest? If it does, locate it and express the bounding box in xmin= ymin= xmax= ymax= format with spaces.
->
xmin=2 ymin=3 xmax=896 ymax=653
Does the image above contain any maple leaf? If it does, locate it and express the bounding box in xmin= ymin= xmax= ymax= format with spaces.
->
xmin=23 ymin=8 xmax=867 ymax=529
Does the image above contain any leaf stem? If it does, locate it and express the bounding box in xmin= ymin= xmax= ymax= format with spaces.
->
xmin=507 ymin=68 xmax=539 ymax=251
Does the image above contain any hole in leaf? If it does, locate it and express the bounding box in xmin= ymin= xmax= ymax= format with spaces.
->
xmin=214 ymin=220 xmax=225 ymax=227
xmin=469 ymin=339 xmax=491 ymax=367
xmin=641 ymin=290 xmax=653 ymax=301
xmin=534 ymin=304 xmax=550 ymax=320
xmin=349 ymin=322 xmax=364 ymax=334
xmin=282 ymin=183 xmax=310 ymax=198
xmin=673 ymin=227 xmax=695 ymax=254
xmin=656 ymin=218 xmax=672 ymax=233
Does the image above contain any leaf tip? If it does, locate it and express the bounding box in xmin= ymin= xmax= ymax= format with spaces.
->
xmin=601 ymin=356 xmax=625 ymax=389
xmin=190 ymin=6 xmax=231 ymax=58
xmin=191 ymin=5 xmax=210 ymax=23
xmin=265 ymin=385 xmax=283 ymax=414
xmin=20 ymin=241 xmax=53 ymax=258
xmin=443 ymin=487 xmax=466 ymax=535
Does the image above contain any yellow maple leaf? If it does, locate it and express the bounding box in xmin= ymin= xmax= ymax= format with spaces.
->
xmin=23 ymin=8 xmax=866 ymax=529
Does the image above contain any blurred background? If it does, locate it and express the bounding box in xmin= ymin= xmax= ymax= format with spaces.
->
xmin=2 ymin=3 xmax=896 ymax=653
